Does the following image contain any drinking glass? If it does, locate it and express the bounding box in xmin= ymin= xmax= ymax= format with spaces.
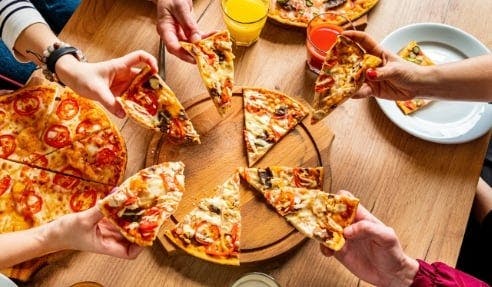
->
xmin=221 ymin=0 xmax=269 ymax=46
xmin=306 ymin=12 xmax=351 ymax=74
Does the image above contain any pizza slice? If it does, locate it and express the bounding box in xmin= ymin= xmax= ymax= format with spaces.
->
xmin=99 ymin=162 xmax=185 ymax=246
xmin=239 ymin=166 xmax=324 ymax=191
xmin=260 ymin=186 xmax=359 ymax=251
xmin=311 ymin=35 xmax=382 ymax=124
xmin=181 ymin=31 xmax=235 ymax=115
xmin=118 ymin=66 xmax=200 ymax=144
xmin=396 ymin=41 xmax=435 ymax=115
xmin=165 ymin=173 xmax=241 ymax=265
xmin=30 ymin=128 xmax=127 ymax=186
xmin=243 ymin=87 xmax=308 ymax=166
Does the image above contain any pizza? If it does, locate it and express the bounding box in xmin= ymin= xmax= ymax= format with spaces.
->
xmin=165 ymin=173 xmax=241 ymax=265
xmin=243 ymin=87 xmax=308 ymax=166
xmin=311 ymin=35 xmax=382 ymax=124
xmin=239 ymin=166 xmax=324 ymax=191
xmin=99 ymin=162 xmax=185 ymax=246
xmin=268 ymin=0 xmax=379 ymax=28
xmin=396 ymin=41 xmax=435 ymax=115
xmin=0 ymin=81 xmax=126 ymax=281
xmin=260 ymin=186 xmax=359 ymax=251
xmin=181 ymin=31 xmax=235 ymax=115
xmin=118 ymin=66 xmax=200 ymax=144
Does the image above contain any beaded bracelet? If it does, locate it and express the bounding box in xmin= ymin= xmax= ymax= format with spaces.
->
xmin=27 ymin=42 xmax=87 ymax=84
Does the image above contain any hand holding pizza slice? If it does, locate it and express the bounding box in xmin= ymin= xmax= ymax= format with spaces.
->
xmin=311 ymin=35 xmax=382 ymax=124
xmin=98 ymin=162 xmax=185 ymax=246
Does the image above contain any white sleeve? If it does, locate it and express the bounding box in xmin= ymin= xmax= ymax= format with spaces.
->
xmin=0 ymin=0 xmax=48 ymax=61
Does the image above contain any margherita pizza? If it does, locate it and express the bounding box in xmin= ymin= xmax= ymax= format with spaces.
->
xmin=0 ymin=81 xmax=126 ymax=281
xmin=395 ymin=41 xmax=434 ymax=115
xmin=243 ymin=87 xmax=308 ymax=166
xmin=260 ymin=186 xmax=359 ymax=251
xmin=118 ymin=66 xmax=200 ymax=144
xmin=165 ymin=173 xmax=241 ymax=265
xmin=311 ymin=35 xmax=382 ymax=123
xmin=99 ymin=162 xmax=185 ymax=246
xmin=268 ymin=0 xmax=379 ymax=28
xmin=181 ymin=31 xmax=235 ymax=115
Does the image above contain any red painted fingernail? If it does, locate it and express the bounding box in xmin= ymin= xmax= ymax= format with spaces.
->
xmin=367 ymin=69 xmax=377 ymax=80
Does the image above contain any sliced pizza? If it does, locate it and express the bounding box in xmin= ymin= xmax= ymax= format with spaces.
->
xmin=99 ymin=162 xmax=185 ymax=246
xmin=181 ymin=31 xmax=235 ymax=115
xmin=118 ymin=66 xmax=200 ymax=144
xmin=268 ymin=0 xmax=379 ymax=28
xmin=311 ymin=35 xmax=382 ymax=124
xmin=166 ymin=173 xmax=241 ymax=265
xmin=239 ymin=166 xmax=324 ymax=191
xmin=395 ymin=41 xmax=435 ymax=115
xmin=243 ymin=87 xmax=308 ymax=166
xmin=261 ymin=186 xmax=359 ymax=251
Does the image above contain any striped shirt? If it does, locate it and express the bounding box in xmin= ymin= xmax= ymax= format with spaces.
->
xmin=0 ymin=0 xmax=47 ymax=59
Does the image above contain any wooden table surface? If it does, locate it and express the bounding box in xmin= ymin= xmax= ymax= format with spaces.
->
xmin=29 ymin=0 xmax=491 ymax=286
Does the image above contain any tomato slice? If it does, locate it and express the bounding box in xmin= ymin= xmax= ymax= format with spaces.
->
xmin=0 ymin=134 xmax=16 ymax=158
xmin=0 ymin=175 xmax=11 ymax=196
xmin=54 ymin=167 xmax=82 ymax=189
xmin=167 ymin=118 xmax=186 ymax=143
xmin=95 ymin=148 xmax=116 ymax=166
xmin=14 ymin=93 xmax=40 ymax=116
xmin=195 ymin=221 xmax=220 ymax=245
xmin=44 ymin=124 xmax=71 ymax=148
xmin=129 ymin=90 xmax=158 ymax=116
xmin=19 ymin=190 xmax=43 ymax=217
xmin=139 ymin=221 xmax=158 ymax=234
xmin=56 ymin=98 xmax=79 ymax=120
xmin=76 ymin=119 xmax=101 ymax=137
xmin=70 ymin=188 xmax=97 ymax=212
xmin=28 ymin=153 xmax=48 ymax=168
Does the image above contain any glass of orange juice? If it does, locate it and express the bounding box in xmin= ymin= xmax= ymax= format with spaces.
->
xmin=221 ymin=0 xmax=269 ymax=46
xmin=306 ymin=13 xmax=350 ymax=74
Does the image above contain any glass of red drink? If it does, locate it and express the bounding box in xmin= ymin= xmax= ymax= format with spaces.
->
xmin=306 ymin=13 xmax=348 ymax=74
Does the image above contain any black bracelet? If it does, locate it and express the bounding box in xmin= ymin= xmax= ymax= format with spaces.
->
xmin=46 ymin=46 xmax=79 ymax=74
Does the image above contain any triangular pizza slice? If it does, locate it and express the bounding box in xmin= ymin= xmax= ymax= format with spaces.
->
xmin=243 ymin=88 xmax=308 ymax=167
xmin=99 ymin=162 xmax=185 ymax=246
xmin=311 ymin=35 xmax=382 ymax=124
xmin=118 ymin=66 xmax=200 ymax=144
xmin=165 ymin=173 xmax=241 ymax=265
xmin=260 ymin=186 xmax=359 ymax=251
xmin=181 ymin=31 xmax=235 ymax=115
xmin=239 ymin=166 xmax=324 ymax=191
xmin=396 ymin=41 xmax=435 ymax=115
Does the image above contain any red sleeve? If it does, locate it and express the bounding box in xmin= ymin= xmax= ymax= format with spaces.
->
xmin=410 ymin=259 xmax=490 ymax=287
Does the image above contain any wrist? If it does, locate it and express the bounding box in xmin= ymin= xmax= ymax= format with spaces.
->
xmin=34 ymin=220 xmax=67 ymax=255
xmin=413 ymin=65 xmax=439 ymax=99
xmin=388 ymin=256 xmax=419 ymax=287
xmin=55 ymin=54 xmax=82 ymax=86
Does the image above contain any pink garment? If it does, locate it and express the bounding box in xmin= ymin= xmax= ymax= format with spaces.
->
xmin=411 ymin=259 xmax=490 ymax=287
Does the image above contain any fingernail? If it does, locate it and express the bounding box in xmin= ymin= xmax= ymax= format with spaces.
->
xmin=190 ymin=32 xmax=201 ymax=43
xmin=116 ymin=109 xmax=126 ymax=118
xmin=366 ymin=69 xmax=377 ymax=80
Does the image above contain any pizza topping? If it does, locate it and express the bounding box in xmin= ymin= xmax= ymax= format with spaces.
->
xmin=14 ymin=93 xmax=40 ymax=116
xmin=258 ymin=168 xmax=273 ymax=188
xmin=76 ymin=120 xmax=102 ymax=137
xmin=95 ymin=148 xmax=117 ymax=166
xmin=44 ymin=124 xmax=72 ymax=148
xmin=324 ymin=0 xmax=346 ymax=8
xmin=56 ymin=99 xmax=79 ymax=120
xmin=148 ymin=76 xmax=161 ymax=90
xmin=0 ymin=134 xmax=16 ymax=158
xmin=0 ymin=175 xmax=11 ymax=196
xmin=53 ymin=167 xmax=82 ymax=189
xmin=195 ymin=221 xmax=220 ymax=245
xmin=70 ymin=188 xmax=97 ymax=212
xmin=16 ymin=189 xmax=43 ymax=218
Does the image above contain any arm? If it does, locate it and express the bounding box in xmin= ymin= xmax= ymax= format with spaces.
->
xmin=321 ymin=190 xmax=489 ymax=287
xmin=343 ymin=30 xmax=492 ymax=102
xmin=0 ymin=206 xmax=143 ymax=269
xmin=5 ymin=8 xmax=158 ymax=117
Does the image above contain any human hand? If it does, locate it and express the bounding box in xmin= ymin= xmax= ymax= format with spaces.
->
xmin=56 ymin=50 xmax=158 ymax=118
xmin=343 ymin=30 xmax=426 ymax=101
xmin=52 ymin=206 xmax=143 ymax=259
xmin=155 ymin=0 xmax=207 ymax=63
xmin=320 ymin=190 xmax=419 ymax=287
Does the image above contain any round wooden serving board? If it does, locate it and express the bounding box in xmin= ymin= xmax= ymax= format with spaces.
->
xmin=146 ymin=87 xmax=334 ymax=264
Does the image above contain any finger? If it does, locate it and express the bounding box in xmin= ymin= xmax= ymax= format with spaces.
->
xmin=342 ymin=30 xmax=385 ymax=57
xmin=343 ymin=220 xmax=395 ymax=246
xmin=353 ymin=84 xmax=374 ymax=98
xmin=81 ymin=206 xmax=104 ymax=223
xmin=336 ymin=190 xmax=382 ymax=224
xmin=158 ymin=21 xmax=196 ymax=63
xmin=170 ymin=4 xmax=200 ymax=40
xmin=97 ymin=86 xmax=127 ymax=118
xmin=117 ymin=50 xmax=158 ymax=74
xmin=320 ymin=243 xmax=335 ymax=257
xmin=127 ymin=244 xmax=144 ymax=259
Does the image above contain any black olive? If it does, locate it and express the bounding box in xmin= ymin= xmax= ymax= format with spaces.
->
xmin=209 ymin=204 xmax=221 ymax=215
xmin=323 ymin=0 xmax=346 ymax=8
xmin=258 ymin=168 xmax=273 ymax=188
xmin=274 ymin=106 xmax=287 ymax=117
xmin=121 ymin=208 xmax=143 ymax=222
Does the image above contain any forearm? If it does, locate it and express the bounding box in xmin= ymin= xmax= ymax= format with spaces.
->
xmin=13 ymin=23 xmax=59 ymax=65
xmin=416 ymin=55 xmax=492 ymax=102
xmin=0 ymin=222 xmax=62 ymax=269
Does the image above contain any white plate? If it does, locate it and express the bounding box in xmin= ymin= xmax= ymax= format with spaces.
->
xmin=0 ymin=274 xmax=17 ymax=287
xmin=376 ymin=23 xmax=492 ymax=144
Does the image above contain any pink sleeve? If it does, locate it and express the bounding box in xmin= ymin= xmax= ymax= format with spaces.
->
xmin=410 ymin=259 xmax=490 ymax=287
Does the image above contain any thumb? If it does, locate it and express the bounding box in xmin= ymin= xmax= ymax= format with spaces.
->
xmin=344 ymin=220 xmax=397 ymax=247
xmin=97 ymin=86 xmax=126 ymax=118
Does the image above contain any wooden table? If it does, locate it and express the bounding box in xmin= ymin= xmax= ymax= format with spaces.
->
xmin=29 ymin=0 xmax=491 ymax=286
